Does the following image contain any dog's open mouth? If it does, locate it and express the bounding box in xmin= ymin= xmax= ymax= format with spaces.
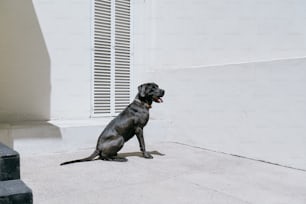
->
xmin=153 ymin=97 xmax=163 ymax=103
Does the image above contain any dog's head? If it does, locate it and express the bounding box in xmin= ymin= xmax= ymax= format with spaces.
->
xmin=137 ymin=82 xmax=165 ymax=105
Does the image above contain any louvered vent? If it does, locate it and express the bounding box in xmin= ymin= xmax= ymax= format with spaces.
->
xmin=93 ymin=0 xmax=112 ymax=114
xmin=93 ymin=0 xmax=131 ymax=116
xmin=115 ymin=0 xmax=131 ymax=113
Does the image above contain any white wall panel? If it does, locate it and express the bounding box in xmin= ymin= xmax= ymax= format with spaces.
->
xmin=32 ymin=0 xmax=92 ymax=120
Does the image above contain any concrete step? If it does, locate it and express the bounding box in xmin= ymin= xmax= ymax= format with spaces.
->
xmin=5 ymin=118 xmax=168 ymax=155
xmin=0 ymin=143 xmax=20 ymax=181
xmin=8 ymin=119 xmax=110 ymax=155
xmin=0 ymin=144 xmax=33 ymax=204
xmin=0 ymin=180 xmax=32 ymax=204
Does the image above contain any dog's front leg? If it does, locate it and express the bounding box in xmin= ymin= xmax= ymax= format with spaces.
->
xmin=135 ymin=127 xmax=153 ymax=159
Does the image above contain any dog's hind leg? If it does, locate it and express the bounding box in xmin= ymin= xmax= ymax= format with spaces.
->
xmin=99 ymin=136 xmax=128 ymax=162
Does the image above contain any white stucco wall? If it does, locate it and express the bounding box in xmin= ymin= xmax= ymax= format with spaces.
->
xmin=146 ymin=58 xmax=306 ymax=170
xmin=132 ymin=0 xmax=306 ymax=169
xmin=2 ymin=0 xmax=306 ymax=122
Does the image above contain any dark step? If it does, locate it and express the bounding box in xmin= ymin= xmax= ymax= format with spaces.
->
xmin=0 ymin=143 xmax=20 ymax=181
xmin=0 ymin=179 xmax=33 ymax=204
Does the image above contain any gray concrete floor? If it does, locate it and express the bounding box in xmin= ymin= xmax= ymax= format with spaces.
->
xmin=21 ymin=142 xmax=306 ymax=204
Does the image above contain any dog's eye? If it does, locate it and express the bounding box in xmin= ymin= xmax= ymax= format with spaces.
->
xmin=151 ymin=87 xmax=158 ymax=91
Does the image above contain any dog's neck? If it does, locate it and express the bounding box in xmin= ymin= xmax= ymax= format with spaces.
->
xmin=134 ymin=99 xmax=152 ymax=109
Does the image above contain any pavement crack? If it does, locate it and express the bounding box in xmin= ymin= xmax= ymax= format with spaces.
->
xmin=170 ymin=141 xmax=306 ymax=173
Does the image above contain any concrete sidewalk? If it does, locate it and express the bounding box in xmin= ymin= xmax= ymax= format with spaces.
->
xmin=21 ymin=142 xmax=306 ymax=204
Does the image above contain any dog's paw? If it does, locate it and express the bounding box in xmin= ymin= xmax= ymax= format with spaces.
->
xmin=143 ymin=152 xmax=153 ymax=159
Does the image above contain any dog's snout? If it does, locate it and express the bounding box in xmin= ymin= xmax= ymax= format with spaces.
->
xmin=160 ymin=89 xmax=165 ymax=97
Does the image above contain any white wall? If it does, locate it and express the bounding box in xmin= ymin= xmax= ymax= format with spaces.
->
xmin=132 ymin=0 xmax=306 ymax=170
xmin=146 ymin=58 xmax=306 ymax=170
xmin=32 ymin=0 xmax=92 ymax=120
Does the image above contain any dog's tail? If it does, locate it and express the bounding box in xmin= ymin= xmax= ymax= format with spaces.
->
xmin=60 ymin=150 xmax=100 ymax=166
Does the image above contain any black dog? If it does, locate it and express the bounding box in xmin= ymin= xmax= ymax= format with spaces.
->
xmin=60 ymin=82 xmax=165 ymax=165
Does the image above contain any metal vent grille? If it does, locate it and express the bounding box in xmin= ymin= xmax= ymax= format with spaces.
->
xmin=93 ymin=0 xmax=131 ymax=116
xmin=93 ymin=0 xmax=112 ymax=114
xmin=115 ymin=0 xmax=131 ymax=113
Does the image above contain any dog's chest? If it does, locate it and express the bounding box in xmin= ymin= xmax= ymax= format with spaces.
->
xmin=134 ymin=109 xmax=149 ymax=127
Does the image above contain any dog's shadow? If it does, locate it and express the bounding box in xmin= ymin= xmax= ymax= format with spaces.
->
xmin=118 ymin=150 xmax=165 ymax=158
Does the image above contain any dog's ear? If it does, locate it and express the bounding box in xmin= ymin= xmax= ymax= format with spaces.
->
xmin=138 ymin=84 xmax=147 ymax=98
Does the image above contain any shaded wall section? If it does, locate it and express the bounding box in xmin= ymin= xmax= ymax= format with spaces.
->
xmin=0 ymin=0 xmax=50 ymax=122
